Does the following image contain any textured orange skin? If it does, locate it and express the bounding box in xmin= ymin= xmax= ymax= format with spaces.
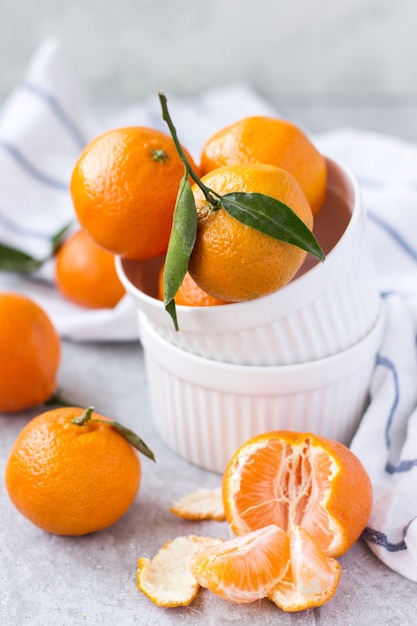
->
xmin=188 ymin=164 xmax=313 ymax=302
xmin=0 ymin=293 xmax=60 ymax=413
xmin=5 ymin=407 xmax=141 ymax=535
xmin=157 ymin=264 xmax=228 ymax=307
xmin=201 ymin=116 xmax=327 ymax=216
xmin=55 ymin=229 xmax=125 ymax=309
xmin=222 ymin=430 xmax=373 ymax=559
xmin=70 ymin=126 xmax=200 ymax=260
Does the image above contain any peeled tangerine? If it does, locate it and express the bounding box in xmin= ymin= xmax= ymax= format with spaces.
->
xmin=137 ymin=431 xmax=372 ymax=613
xmin=219 ymin=430 xmax=373 ymax=611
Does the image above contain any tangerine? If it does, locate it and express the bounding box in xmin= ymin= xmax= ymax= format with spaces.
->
xmin=200 ymin=116 xmax=327 ymax=216
xmin=0 ymin=292 xmax=60 ymax=413
xmin=157 ymin=263 xmax=228 ymax=307
xmin=55 ymin=229 xmax=125 ymax=309
xmin=222 ymin=430 xmax=373 ymax=559
xmin=5 ymin=406 xmax=141 ymax=535
xmin=188 ymin=164 xmax=313 ymax=302
xmin=70 ymin=126 xmax=199 ymax=260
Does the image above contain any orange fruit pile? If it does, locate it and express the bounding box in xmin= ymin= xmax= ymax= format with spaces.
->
xmin=188 ymin=164 xmax=313 ymax=302
xmin=55 ymin=229 xmax=125 ymax=309
xmin=200 ymin=115 xmax=327 ymax=217
xmin=192 ymin=430 xmax=372 ymax=611
xmin=5 ymin=406 xmax=142 ymax=535
xmin=67 ymin=107 xmax=325 ymax=309
xmin=0 ymin=292 xmax=61 ymax=413
xmin=70 ymin=126 xmax=199 ymax=261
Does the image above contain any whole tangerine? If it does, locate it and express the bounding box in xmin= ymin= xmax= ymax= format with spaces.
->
xmin=70 ymin=126 xmax=200 ymax=260
xmin=0 ymin=293 xmax=60 ymax=413
xmin=55 ymin=229 xmax=125 ymax=309
xmin=188 ymin=163 xmax=313 ymax=302
xmin=200 ymin=116 xmax=327 ymax=216
xmin=5 ymin=406 xmax=141 ymax=535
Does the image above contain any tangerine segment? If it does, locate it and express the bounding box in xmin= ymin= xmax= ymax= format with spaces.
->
xmin=268 ymin=526 xmax=342 ymax=612
xmin=190 ymin=524 xmax=290 ymax=604
xmin=137 ymin=536 xmax=223 ymax=607
xmin=222 ymin=431 xmax=373 ymax=558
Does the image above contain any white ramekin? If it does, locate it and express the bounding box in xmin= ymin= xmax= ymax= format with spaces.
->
xmin=116 ymin=157 xmax=381 ymax=365
xmin=139 ymin=310 xmax=385 ymax=474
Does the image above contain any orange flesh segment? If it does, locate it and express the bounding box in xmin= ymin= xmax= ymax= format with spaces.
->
xmin=268 ymin=525 xmax=342 ymax=612
xmin=225 ymin=438 xmax=338 ymax=554
xmin=190 ymin=524 xmax=290 ymax=604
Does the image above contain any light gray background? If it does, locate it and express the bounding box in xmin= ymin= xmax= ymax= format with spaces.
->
xmin=2 ymin=3 xmax=417 ymax=625
xmin=2 ymin=0 xmax=417 ymax=107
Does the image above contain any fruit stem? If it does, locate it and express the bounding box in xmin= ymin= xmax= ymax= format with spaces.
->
xmin=71 ymin=406 xmax=95 ymax=426
xmin=71 ymin=406 xmax=156 ymax=461
xmin=158 ymin=91 xmax=222 ymax=208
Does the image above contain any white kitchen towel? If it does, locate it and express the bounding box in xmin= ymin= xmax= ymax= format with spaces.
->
xmin=313 ymin=130 xmax=417 ymax=582
xmin=0 ymin=38 xmax=276 ymax=341
xmin=1 ymin=39 xmax=417 ymax=582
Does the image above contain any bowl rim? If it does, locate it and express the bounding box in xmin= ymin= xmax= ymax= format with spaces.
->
xmin=116 ymin=156 xmax=366 ymax=334
xmin=139 ymin=307 xmax=384 ymax=395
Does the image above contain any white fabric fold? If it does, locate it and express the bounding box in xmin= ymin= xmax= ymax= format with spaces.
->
xmin=1 ymin=38 xmax=417 ymax=582
xmin=0 ymin=39 xmax=275 ymax=341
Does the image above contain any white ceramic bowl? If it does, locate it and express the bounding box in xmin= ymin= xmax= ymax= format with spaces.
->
xmin=139 ymin=310 xmax=385 ymax=474
xmin=117 ymin=157 xmax=381 ymax=366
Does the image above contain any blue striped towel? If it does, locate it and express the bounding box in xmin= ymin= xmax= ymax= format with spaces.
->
xmin=314 ymin=130 xmax=417 ymax=582
xmin=0 ymin=39 xmax=276 ymax=341
xmin=1 ymin=41 xmax=417 ymax=581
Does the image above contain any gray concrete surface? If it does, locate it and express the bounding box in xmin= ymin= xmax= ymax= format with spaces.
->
xmin=2 ymin=96 xmax=417 ymax=620
xmin=1 ymin=334 xmax=417 ymax=626
xmin=1 ymin=2 xmax=417 ymax=620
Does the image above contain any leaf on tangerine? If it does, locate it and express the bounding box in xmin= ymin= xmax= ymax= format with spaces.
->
xmin=163 ymin=173 xmax=197 ymax=330
xmin=221 ymin=192 xmax=325 ymax=262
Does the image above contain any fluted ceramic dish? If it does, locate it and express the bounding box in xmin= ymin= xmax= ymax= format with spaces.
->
xmin=139 ymin=310 xmax=384 ymax=473
xmin=116 ymin=157 xmax=381 ymax=365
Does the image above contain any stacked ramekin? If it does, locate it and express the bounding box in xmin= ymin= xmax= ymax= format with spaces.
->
xmin=116 ymin=157 xmax=383 ymax=473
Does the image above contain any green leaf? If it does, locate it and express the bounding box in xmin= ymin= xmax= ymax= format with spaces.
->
xmin=50 ymin=221 xmax=75 ymax=254
xmin=71 ymin=407 xmax=156 ymax=462
xmin=111 ymin=422 xmax=156 ymax=462
xmin=0 ymin=243 xmax=44 ymax=272
xmin=221 ymin=192 xmax=325 ymax=262
xmin=163 ymin=173 xmax=197 ymax=330
xmin=0 ymin=220 xmax=75 ymax=273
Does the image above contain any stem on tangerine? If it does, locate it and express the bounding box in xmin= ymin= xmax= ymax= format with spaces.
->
xmin=71 ymin=406 xmax=156 ymax=461
xmin=158 ymin=90 xmax=222 ymax=208
xmin=71 ymin=406 xmax=94 ymax=426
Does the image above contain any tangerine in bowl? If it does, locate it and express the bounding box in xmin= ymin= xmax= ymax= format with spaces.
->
xmin=116 ymin=157 xmax=381 ymax=366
